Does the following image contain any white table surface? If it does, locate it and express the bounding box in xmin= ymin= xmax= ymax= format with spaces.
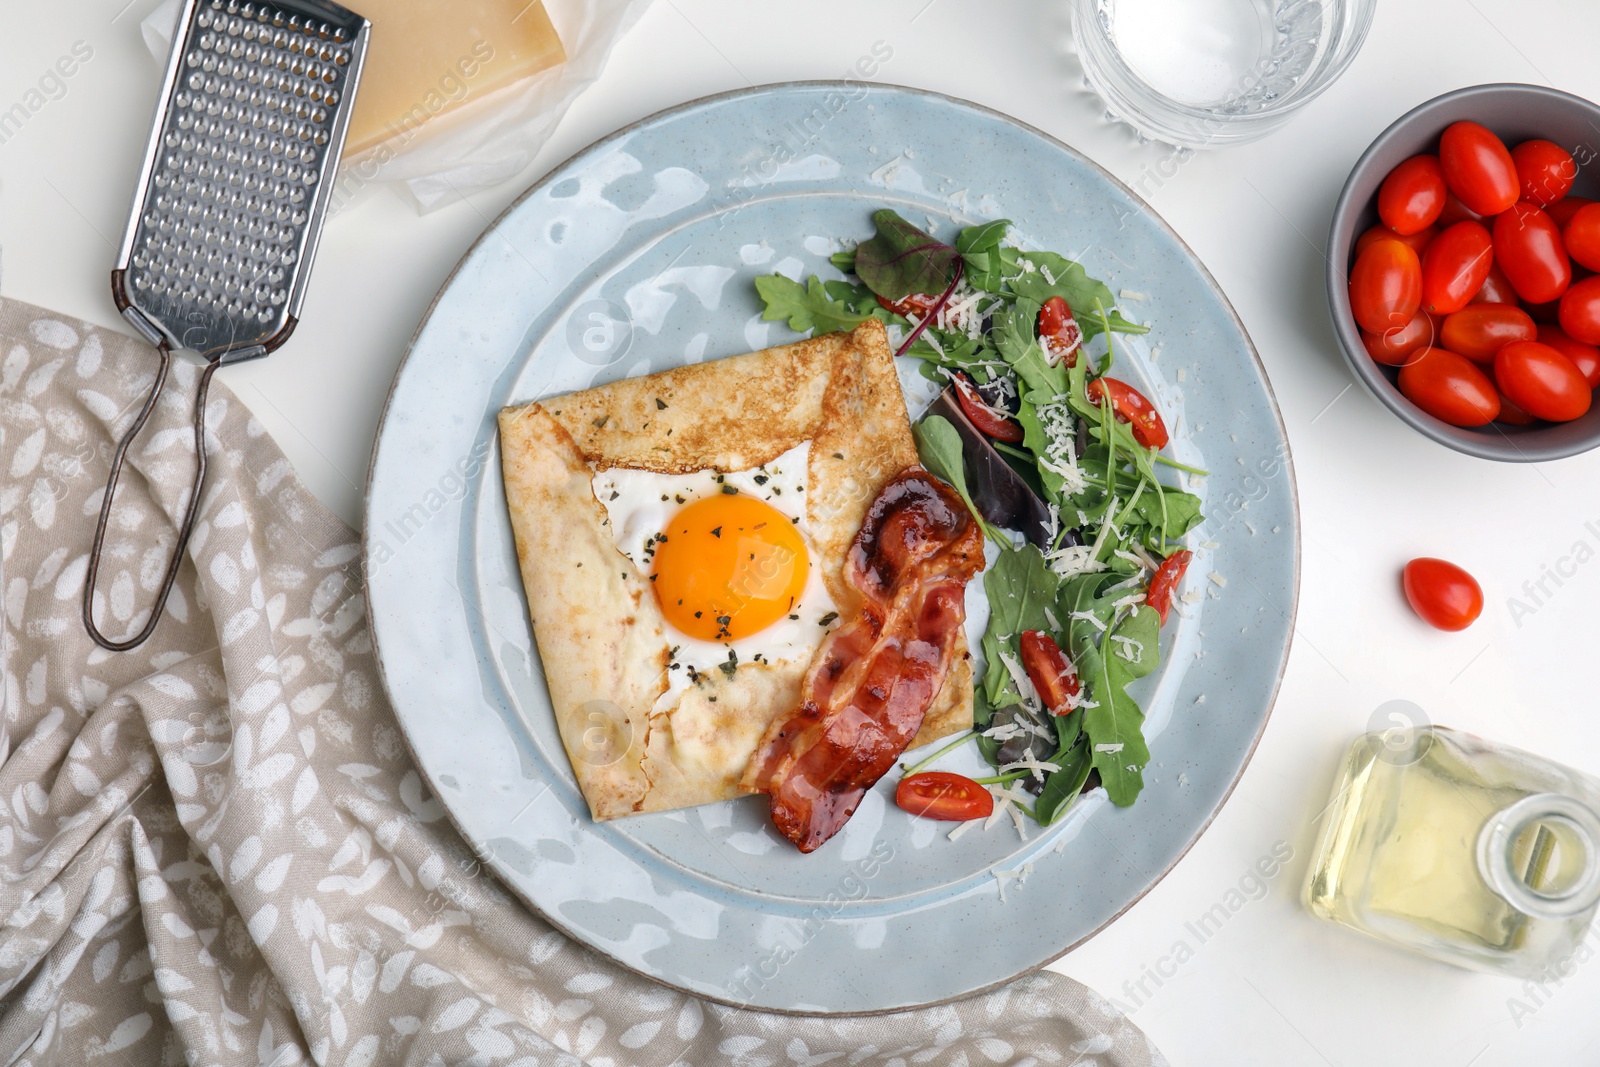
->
xmin=6 ymin=1 xmax=1600 ymax=1062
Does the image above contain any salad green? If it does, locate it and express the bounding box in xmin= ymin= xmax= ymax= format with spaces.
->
xmin=754 ymin=209 xmax=1205 ymax=827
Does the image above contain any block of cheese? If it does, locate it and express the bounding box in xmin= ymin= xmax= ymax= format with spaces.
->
xmin=345 ymin=0 xmax=566 ymax=155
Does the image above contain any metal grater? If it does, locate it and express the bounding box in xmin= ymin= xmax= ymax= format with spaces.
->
xmin=85 ymin=0 xmax=369 ymax=651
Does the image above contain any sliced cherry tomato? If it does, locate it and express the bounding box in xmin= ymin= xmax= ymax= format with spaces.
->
xmin=1436 ymin=190 xmax=1485 ymax=228
xmin=1558 ymin=276 xmax=1600 ymax=345
xmin=1397 ymin=347 xmax=1500 ymax=426
xmin=1471 ymin=260 xmax=1519 ymax=305
xmin=1378 ymin=155 xmax=1448 ymax=235
xmin=1439 ymin=121 xmax=1520 ymax=217
xmin=1350 ymin=238 xmax=1423 ymax=332
xmin=876 ymin=291 xmax=942 ymax=319
xmin=1402 ymin=558 xmax=1483 ymax=632
xmin=1361 ymin=309 xmax=1435 ymax=366
xmin=1493 ymin=202 xmax=1571 ymax=304
xmin=1420 ymin=222 xmax=1494 ymax=315
xmin=895 ymin=772 xmax=994 ymax=821
xmin=1535 ymin=323 xmax=1600 ymax=387
xmin=1496 ymin=389 xmax=1538 ymax=425
xmin=1019 ymin=630 xmax=1081 ymax=717
xmin=1037 ymin=295 xmax=1083 ymax=367
xmin=1086 ymin=376 xmax=1169 ymax=449
xmin=1439 ymin=305 xmax=1536 ymax=363
xmin=1356 ymin=223 xmax=1436 ymax=259
xmin=1494 ymin=340 xmax=1592 ymax=422
xmin=1511 ymin=140 xmax=1577 ymax=207
xmin=951 ymin=372 xmax=1024 ymax=443
xmin=1548 ymin=195 xmax=1597 ymax=229
xmin=1146 ymin=549 xmax=1192 ymax=626
xmin=1561 ymin=202 xmax=1600 ymax=273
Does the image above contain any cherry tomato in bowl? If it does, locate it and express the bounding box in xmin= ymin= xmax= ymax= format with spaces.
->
xmin=1493 ymin=202 xmax=1571 ymax=304
xmin=1439 ymin=305 xmax=1535 ymax=363
xmin=1558 ymin=276 xmax=1600 ymax=345
xmin=1361 ymin=309 xmax=1435 ymax=366
xmin=1494 ymin=340 xmax=1592 ymax=422
xmin=1510 ymin=139 xmax=1577 ymax=207
xmin=1397 ymin=347 xmax=1500 ymax=426
xmin=1535 ymin=323 xmax=1600 ymax=387
xmin=1350 ymin=238 xmax=1423 ymax=331
xmin=1562 ymin=203 xmax=1600 ymax=273
xmin=1439 ymin=121 xmax=1520 ymax=216
xmin=1471 ymin=261 xmax=1519 ymax=306
xmin=1403 ymin=558 xmax=1483 ymax=632
xmin=896 ymin=772 xmax=994 ymax=821
xmin=1495 ymin=389 xmax=1538 ymax=426
xmin=1378 ymin=155 xmax=1447 ymax=235
xmin=1421 ymin=222 xmax=1494 ymax=315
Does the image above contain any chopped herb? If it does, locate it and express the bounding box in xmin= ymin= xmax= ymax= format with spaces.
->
xmin=721 ymin=485 xmax=739 ymax=495
xmin=655 ymin=397 xmax=668 ymax=410
xmin=718 ymin=649 xmax=739 ymax=677
xmin=711 ymin=526 xmax=722 ymax=538
xmin=754 ymin=474 xmax=769 ymax=485
xmin=818 ymin=611 xmax=839 ymax=626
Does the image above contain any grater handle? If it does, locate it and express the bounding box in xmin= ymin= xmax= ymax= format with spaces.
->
xmin=82 ymin=345 xmax=220 ymax=652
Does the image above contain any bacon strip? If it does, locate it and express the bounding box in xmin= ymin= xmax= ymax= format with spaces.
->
xmin=742 ymin=469 xmax=984 ymax=852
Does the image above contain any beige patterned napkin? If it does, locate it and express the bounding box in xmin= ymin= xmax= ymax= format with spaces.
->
xmin=0 ymin=295 xmax=1167 ymax=1066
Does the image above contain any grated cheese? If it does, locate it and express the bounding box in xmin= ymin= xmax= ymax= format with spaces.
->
xmin=1208 ymin=572 xmax=1227 ymax=587
xmin=1043 ymin=605 xmax=1061 ymax=631
xmin=1000 ymin=756 xmax=1062 ymax=782
xmin=1195 ymin=694 xmax=1206 ymax=704
xmin=1119 ymin=289 xmax=1149 ymax=301
xmin=1110 ymin=635 xmax=1144 ymax=661
xmin=948 ymin=819 xmax=978 ymax=841
xmin=1094 ymin=742 xmax=1125 ymax=754
xmin=1069 ymin=610 xmax=1108 ymax=633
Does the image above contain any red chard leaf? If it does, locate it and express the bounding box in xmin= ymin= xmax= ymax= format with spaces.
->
xmin=853 ymin=209 xmax=960 ymax=301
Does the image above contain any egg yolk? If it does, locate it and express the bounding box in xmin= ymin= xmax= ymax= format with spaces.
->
xmin=650 ymin=494 xmax=810 ymax=641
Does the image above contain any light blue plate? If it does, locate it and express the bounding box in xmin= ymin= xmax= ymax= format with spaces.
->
xmin=364 ymin=83 xmax=1299 ymax=1014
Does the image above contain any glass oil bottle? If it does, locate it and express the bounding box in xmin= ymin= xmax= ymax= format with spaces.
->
xmin=1305 ymin=724 xmax=1600 ymax=978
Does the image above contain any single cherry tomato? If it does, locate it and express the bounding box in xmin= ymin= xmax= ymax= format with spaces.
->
xmin=1361 ymin=309 xmax=1435 ymax=366
xmin=1494 ymin=341 xmax=1592 ymax=422
xmin=1378 ymin=155 xmax=1448 ymax=235
xmin=1397 ymin=347 xmax=1500 ymax=426
xmin=1471 ymin=260 xmax=1519 ymax=305
xmin=876 ymin=291 xmax=942 ymax=319
xmin=1439 ymin=305 xmax=1536 ymax=363
xmin=1350 ymin=238 xmax=1423 ymax=332
xmin=951 ymin=372 xmax=1025 ymax=443
xmin=1493 ymin=202 xmax=1571 ymax=304
xmin=1510 ymin=139 xmax=1578 ymax=207
xmin=1558 ymin=276 xmax=1600 ymax=345
xmin=1402 ymin=558 xmax=1484 ymax=632
xmin=1356 ymin=223 xmax=1437 ymax=259
xmin=1037 ymin=295 xmax=1083 ymax=367
xmin=1561 ymin=203 xmax=1600 ymax=273
xmin=1439 ymin=121 xmax=1520 ymax=216
xmin=1145 ymin=549 xmax=1192 ymax=626
xmin=1019 ymin=630 xmax=1082 ymax=717
xmin=895 ymin=771 xmax=994 ymax=821
xmin=1536 ymin=323 xmax=1600 ymax=387
xmin=1420 ymin=222 xmax=1494 ymax=315
xmin=1495 ymin=389 xmax=1538 ymax=426
xmin=1548 ymin=195 xmax=1597 ymax=229
xmin=1086 ymin=376 xmax=1169 ymax=449
xmin=1436 ymin=190 xmax=1485 ymax=228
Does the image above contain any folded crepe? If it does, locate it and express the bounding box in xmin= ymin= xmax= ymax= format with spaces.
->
xmin=497 ymin=321 xmax=973 ymax=821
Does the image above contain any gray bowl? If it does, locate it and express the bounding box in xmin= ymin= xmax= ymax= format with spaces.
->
xmin=1327 ymin=83 xmax=1600 ymax=462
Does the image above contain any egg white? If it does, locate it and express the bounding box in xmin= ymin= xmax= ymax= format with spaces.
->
xmin=592 ymin=441 xmax=839 ymax=712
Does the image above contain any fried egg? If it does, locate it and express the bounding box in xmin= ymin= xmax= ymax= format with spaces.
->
xmin=592 ymin=441 xmax=838 ymax=712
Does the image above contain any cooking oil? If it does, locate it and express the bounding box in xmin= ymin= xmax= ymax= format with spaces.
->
xmin=1305 ymin=725 xmax=1600 ymax=978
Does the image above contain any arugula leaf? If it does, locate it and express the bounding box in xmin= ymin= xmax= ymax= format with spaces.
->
xmin=754 ymin=274 xmax=872 ymax=334
xmin=994 ymin=304 xmax=1069 ymax=397
xmin=912 ymin=416 xmax=1004 ymax=546
xmin=1080 ymin=605 xmax=1159 ymax=806
xmin=829 ymin=249 xmax=857 ymax=274
xmin=1034 ymin=732 xmax=1093 ymax=825
xmin=854 ymin=209 xmax=959 ymax=301
xmin=956 ymin=219 xmax=1012 ymax=255
xmin=1010 ymin=251 xmax=1150 ymax=339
